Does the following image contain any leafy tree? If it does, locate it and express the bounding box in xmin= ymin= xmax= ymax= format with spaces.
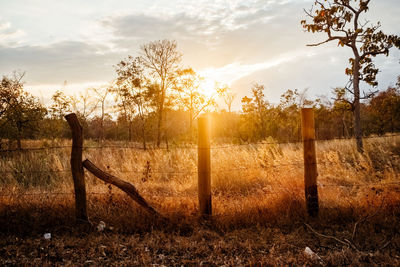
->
xmin=240 ymin=95 xmax=258 ymax=141
xmin=240 ymin=84 xmax=270 ymax=140
xmin=114 ymin=56 xmax=149 ymax=148
xmin=173 ymin=68 xmax=215 ymax=136
xmin=0 ymin=72 xmax=46 ymax=149
xmin=331 ymin=87 xmax=353 ymax=137
xmin=278 ymin=89 xmax=303 ymax=141
xmin=366 ymin=85 xmax=400 ymax=134
xmin=301 ymin=0 xmax=400 ymax=152
xmin=112 ymin=82 xmax=136 ymax=142
xmin=49 ymin=90 xmax=72 ymax=119
xmin=47 ymin=89 xmax=97 ymax=140
xmin=47 ymin=90 xmax=76 ymax=140
xmin=140 ymin=39 xmax=182 ymax=147
xmin=251 ymin=84 xmax=269 ymax=139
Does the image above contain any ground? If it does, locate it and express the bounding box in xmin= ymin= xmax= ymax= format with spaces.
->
xmin=1 ymin=190 xmax=400 ymax=266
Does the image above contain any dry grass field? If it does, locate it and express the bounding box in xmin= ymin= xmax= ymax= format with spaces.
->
xmin=1 ymin=136 xmax=400 ymax=265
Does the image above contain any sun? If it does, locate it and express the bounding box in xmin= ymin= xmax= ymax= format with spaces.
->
xmin=199 ymin=68 xmax=233 ymax=98
xmin=200 ymin=78 xmax=218 ymax=98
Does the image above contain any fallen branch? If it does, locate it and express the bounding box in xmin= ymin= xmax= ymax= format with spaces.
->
xmin=82 ymin=159 xmax=161 ymax=217
xmin=379 ymin=239 xmax=392 ymax=250
xmin=352 ymin=197 xmax=385 ymax=241
xmin=304 ymin=223 xmax=359 ymax=251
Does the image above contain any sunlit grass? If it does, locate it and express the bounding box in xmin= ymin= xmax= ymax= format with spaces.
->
xmin=1 ymin=135 xmax=399 ymax=209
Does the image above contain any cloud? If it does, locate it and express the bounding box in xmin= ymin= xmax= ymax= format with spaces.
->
xmin=0 ymin=19 xmax=25 ymax=46
xmin=0 ymin=41 xmax=120 ymax=85
xmin=0 ymin=22 xmax=10 ymax=31
xmin=28 ymin=81 xmax=108 ymax=104
xmin=100 ymin=0 xmax=314 ymax=68
xmin=229 ymin=47 xmax=400 ymax=106
xmin=199 ymin=51 xmax=302 ymax=85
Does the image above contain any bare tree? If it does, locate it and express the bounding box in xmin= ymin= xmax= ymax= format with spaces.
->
xmin=91 ymin=85 xmax=111 ymax=141
xmin=301 ymin=0 xmax=400 ymax=152
xmin=70 ymin=89 xmax=97 ymax=121
xmin=216 ymin=83 xmax=236 ymax=113
xmin=140 ymin=39 xmax=182 ymax=147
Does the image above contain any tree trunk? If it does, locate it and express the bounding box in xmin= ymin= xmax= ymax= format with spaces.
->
xmin=16 ymin=139 xmax=21 ymax=150
xmin=16 ymin=126 xmax=22 ymax=150
xmin=189 ymin=109 xmax=193 ymax=140
xmin=141 ymin=118 xmax=146 ymax=150
xmin=342 ymin=114 xmax=350 ymax=138
xmin=353 ymin=58 xmax=364 ymax=153
xmin=341 ymin=117 xmax=345 ymax=138
xmin=116 ymin=121 xmax=119 ymax=140
xmin=260 ymin=113 xmax=266 ymax=139
xmin=157 ymin=103 xmax=163 ymax=148
xmin=128 ymin=121 xmax=133 ymax=141
xmin=157 ymin=86 xmax=165 ymax=148
xmin=100 ymin=101 xmax=105 ymax=142
xmin=391 ymin=117 xmax=394 ymax=133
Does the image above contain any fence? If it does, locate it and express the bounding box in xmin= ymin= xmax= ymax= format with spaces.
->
xmin=1 ymin=109 xmax=400 ymax=221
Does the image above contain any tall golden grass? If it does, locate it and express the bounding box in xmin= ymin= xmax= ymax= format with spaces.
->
xmin=1 ymin=136 xmax=399 ymax=224
xmin=1 ymin=135 xmax=399 ymax=192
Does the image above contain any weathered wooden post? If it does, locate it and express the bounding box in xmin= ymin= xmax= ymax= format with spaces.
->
xmin=301 ymin=108 xmax=319 ymax=217
xmin=198 ymin=115 xmax=211 ymax=216
xmin=65 ymin=113 xmax=88 ymax=222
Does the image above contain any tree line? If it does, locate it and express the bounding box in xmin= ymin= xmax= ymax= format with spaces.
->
xmin=1 ymin=52 xmax=399 ymax=150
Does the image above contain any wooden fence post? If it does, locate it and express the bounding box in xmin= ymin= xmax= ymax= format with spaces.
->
xmin=198 ymin=115 xmax=211 ymax=216
xmin=65 ymin=113 xmax=88 ymax=222
xmin=301 ymin=108 xmax=319 ymax=217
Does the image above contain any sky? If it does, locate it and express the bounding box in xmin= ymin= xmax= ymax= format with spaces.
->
xmin=0 ymin=0 xmax=399 ymax=109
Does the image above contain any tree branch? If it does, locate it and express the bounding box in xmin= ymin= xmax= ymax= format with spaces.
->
xmin=361 ymin=49 xmax=388 ymax=59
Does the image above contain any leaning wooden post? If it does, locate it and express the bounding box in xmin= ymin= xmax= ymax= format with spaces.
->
xmin=65 ymin=113 xmax=88 ymax=222
xmin=301 ymin=108 xmax=319 ymax=217
xmin=82 ymin=159 xmax=161 ymax=217
xmin=198 ymin=115 xmax=211 ymax=216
